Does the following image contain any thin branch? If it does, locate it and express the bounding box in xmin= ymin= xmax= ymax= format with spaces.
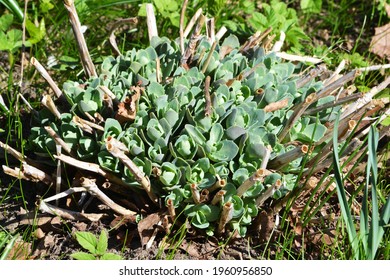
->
xmin=218 ymin=202 xmax=233 ymax=234
xmin=190 ymin=183 xmax=201 ymax=204
xmin=268 ymin=145 xmax=309 ymax=170
xmin=256 ymin=179 xmax=282 ymax=208
xmin=30 ymin=57 xmax=63 ymax=99
xmin=275 ymin=52 xmax=322 ymax=64
xmin=341 ymin=76 xmax=390 ymax=120
xmin=211 ymin=190 xmax=226 ymax=205
xmin=55 ymin=145 xmax=62 ymax=206
xmin=181 ymin=14 xmax=205 ymax=66
xmin=63 ymin=0 xmax=97 ymax=78
xmin=208 ymin=18 xmax=215 ymax=43
xmin=106 ymin=139 xmax=158 ymax=204
xmin=42 ymin=94 xmax=61 ymax=119
xmin=204 ymin=76 xmax=212 ymax=116
xmin=324 ymin=59 xmax=345 ymax=86
xmin=55 ymin=153 xmax=127 ymax=188
xmin=39 ymin=200 xmax=104 ymax=222
xmin=146 ymin=3 xmax=158 ymax=43
xmin=108 ymin=18 xmax=138 ymax=56
xmin=236 ymin=168 xmax=272 ymax=197
xmin=183 ymin=8 xmax=203 ymax=38
xmin=201 ymin=41 xmax=218 ymax=73
xmin=179 ymin=0 xmax=189 ymax=54
xmin=2 ymin=163 xmax=53 ymax=186
xmin=304 ymin=92 xmax=364 ymax=116
xmin=272 ymin=31 xmax=285 ymax=52
xmin=278 ymin=93 xmax=316 ymax=142
xmin=264 ymin=98 xmax=289 ymax=113
xmin=44 ymin=126 xmax=73 ymax=156
xmin=167 ymin=199 xmax=176 ymax=222
xmin=79 ymin=177 xmax=137 ymax=216
xmin=215 ymin=26 xmax=227 ymax=41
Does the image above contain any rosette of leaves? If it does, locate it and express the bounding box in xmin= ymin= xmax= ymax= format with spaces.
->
xmin=29 ymin=32 xmax=334 ymax=237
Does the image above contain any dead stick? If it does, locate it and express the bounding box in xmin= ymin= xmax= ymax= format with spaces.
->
xmin=39 ymin=200 xmax=104 ymax=222
xmin=201 ymin=41 xmax=218 ymax=73
xmin=106 ymin=141 xmax=158 ymax=204
xmin=179 ymin=0 xmax=189 ymax=54
xmin=181 ymin=14 xmax=205 ymax=66
xmin=278 ymin=93 xmax=316 ymax=142
xmin=55 ymin=153 xmax=127 ymax=187
xmin=264 ymin=98 xmax=289 ymax=113
xmin=30 ymin=57 xmax=63 ymax=99
xmin=341 ymin=76 xmax=390 ymax=120
xmin=204 ymin=76 xmax=212 ymax=116
xmin=79 ymin=178 xmax=137 ymax=216
xmin=268 ymin=145 xmax=309 ymax=170
xmin=64 ymin=0 xmax=97 ymax=78
xmin=190 ymin=183 xmax=201 ymax=204
xmin=146 ymin=3 xmax=158 ymax=43
xmin=256 ymin=179 xmax=282 ymax=208
xmin=183 ymin=8 xmax=203 ymax=38
xmin=45 ymin=126 xmax=73 ymax=155
xmin=218 ymin=202 xmax=233 ymax=234
xmin=304 ymin=92 xmax=364 ymax=116
xmin=236 ymin=168 xmax=272 ymax=197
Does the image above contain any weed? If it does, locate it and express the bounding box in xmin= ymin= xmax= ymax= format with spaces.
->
xmin=71 ymin=230 xmax=123 ymax=260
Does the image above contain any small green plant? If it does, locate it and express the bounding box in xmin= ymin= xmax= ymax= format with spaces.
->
xmin=71 ymin=230 xmax=123 ymax=260
xmin=300 ymin=0 xmax=322 ymax=15
xmin=333 ymin=119 xmax=390 ymax=260
xmin=248 ymin=0 xmax=309 ymax=52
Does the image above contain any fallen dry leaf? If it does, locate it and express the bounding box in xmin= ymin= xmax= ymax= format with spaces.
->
xmin=370 ymin=23 xmax=390 ymax=60
xmin=137 ymin=213 xmax=161 ymax=247
xmin=6 ymin=240 xmax=33 ymax=260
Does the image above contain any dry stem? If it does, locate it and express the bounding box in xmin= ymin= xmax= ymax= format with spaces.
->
xmin=183 ymin=8 xmax=203 ymax=38
xmin=256 ymin=179 xmax=282 ymax=208
xmin=42 ymin=94 xmax=61 ymax=119
xmin=179 ymin=0 xmax=189 ymax=54
xmin=64 ymin=0 xmax=97 ymax=78
xmin=181 ymin=14 xmax=205 ymax=66
xmin=204 ymin=76 xmax=212 ymax=116
xmin=146 ymin=3 xmax=158 ymax=43
xmin=45 ymin=126 xmax=73 ymax=155
xmin=190 ymin=183 xmax=201 ymax=204
xmin=106 ymin=141 xmax=158 ymax=204
xmin=218 ymin=202 xmax=233 ymax=234
xmin=236 ymin=168 xmax=272 ymax=197
xmin=30 ymin=57 xmax=63 ymax=99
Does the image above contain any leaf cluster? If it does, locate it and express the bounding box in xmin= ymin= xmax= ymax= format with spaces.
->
xmin=28 ymin=32 xmax=342 ymax=236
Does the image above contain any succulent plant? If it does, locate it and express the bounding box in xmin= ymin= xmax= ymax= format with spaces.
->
xmin=2 ymin=1 xmax=389 ymax=238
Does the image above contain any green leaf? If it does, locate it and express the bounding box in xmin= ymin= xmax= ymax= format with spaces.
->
xmin=26 ymin=18 xmax=46 ymax=44
xmin=74 ymin=232 xmax=98 ymax=255
xmin=40 ymin=0 xmax=55 ymax=13
xmin=300 ymin=0 xmax=322 ymax=14
xmin=98 ymin=150 xmax=120 ymax=173
xmin=185 ymin=124 xmax=206 ymax=145
xmin=209 ymin=140 xmax=239 ymax=162
xmin=332 ymin=112 xmax=359 ymax=260
xmin=0 ymin=14 xmax=14 ymax=32
xmin=104 ymin=118 xmax=122 ymax=138
xmin=209 ymin=123 xmax=224 ymax=144
xmin=100 ymin=253 xmax=123 ymax=260
xmin=96 ymin=231 xmax=108 ymax=256
xmin=71 ymin=252 xmax=96 ymax=260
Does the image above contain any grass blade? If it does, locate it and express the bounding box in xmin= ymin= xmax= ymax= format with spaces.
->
xmin=0 ymin=0 xmax=24 ymax=21
xmin=332 ymin=112 xmax=359 ymax=259
xmin=367 ymin=126 xmax=379 ymax=259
